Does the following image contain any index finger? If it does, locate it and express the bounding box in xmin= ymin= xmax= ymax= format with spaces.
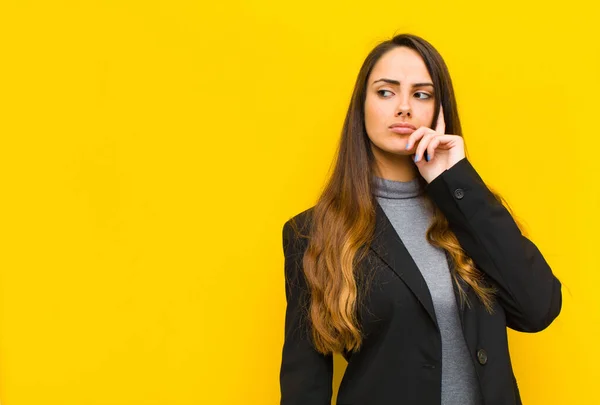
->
xmin=435 ymin=104 xmax=445 ymax=134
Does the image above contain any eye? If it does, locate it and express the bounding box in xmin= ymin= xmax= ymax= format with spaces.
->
xmin=377 ymin=89 xmax=394 ymax=98
xmin=414 ymin=92 xmax=432 ymax=100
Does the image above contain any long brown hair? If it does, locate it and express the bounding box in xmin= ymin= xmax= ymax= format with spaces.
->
xmin=292 ymin=33 xmax=526 ymax=355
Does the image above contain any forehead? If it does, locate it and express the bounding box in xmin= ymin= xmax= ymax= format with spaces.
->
xmin=369 ymin=47 xmax=432 ymax=82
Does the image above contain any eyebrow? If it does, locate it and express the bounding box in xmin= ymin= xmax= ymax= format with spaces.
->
xmin=372 ymin=78 xmax=434 ymax=88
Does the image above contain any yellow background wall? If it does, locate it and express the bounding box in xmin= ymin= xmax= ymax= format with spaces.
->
xmin=0 ymin=1 xmax=597 ymax=404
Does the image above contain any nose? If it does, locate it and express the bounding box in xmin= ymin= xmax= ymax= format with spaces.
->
xmin=395 ymin=98 xmax=412 ymax=117
xmin=396 ymin=108 xmax=411 ymax=117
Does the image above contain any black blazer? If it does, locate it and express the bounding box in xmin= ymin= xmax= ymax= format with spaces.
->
xmin=280 ymin=157 xmax=562 ymax=405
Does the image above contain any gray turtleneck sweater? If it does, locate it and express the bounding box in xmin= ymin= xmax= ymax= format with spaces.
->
xmin=373 ymin=175 xmax=482 ymax=405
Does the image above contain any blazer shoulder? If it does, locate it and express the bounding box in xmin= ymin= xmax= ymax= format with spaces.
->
xmin=283 ymin=206 xmax=315 ymax=235
xmin=282 ymin=206 xmax=315 ymax=252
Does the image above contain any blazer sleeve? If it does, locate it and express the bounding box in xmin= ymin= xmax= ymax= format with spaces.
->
xmin=280 ymin=219 xmax=333 ymax=405
xmin=424 ymin=157 xmax=562 ymax=332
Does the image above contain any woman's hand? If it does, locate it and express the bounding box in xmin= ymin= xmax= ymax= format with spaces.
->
xmin=405 ymin=105 xmax=466 ymax=183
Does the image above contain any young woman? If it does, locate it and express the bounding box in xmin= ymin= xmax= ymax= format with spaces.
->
xmin=279 ymin=33 xmax=562 ymax=405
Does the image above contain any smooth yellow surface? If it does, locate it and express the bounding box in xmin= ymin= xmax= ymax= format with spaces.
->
xmin=0 ymin=1 xmax=598 ymax=404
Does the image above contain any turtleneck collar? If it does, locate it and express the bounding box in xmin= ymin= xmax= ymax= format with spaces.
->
xmin=373 ymin=175 xmax=424 ymax=199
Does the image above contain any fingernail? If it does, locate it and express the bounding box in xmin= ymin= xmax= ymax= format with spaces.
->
xmin=414 ymin=155 xmax=419 ymax=162
xmin=405 ymin=143 xmax=410 ymax=150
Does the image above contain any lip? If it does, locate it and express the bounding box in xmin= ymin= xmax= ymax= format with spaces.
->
xmin=389 ymin=123 xmax=417 ymax=130
xmin=389 ymin=127 xmax=415 ymax=135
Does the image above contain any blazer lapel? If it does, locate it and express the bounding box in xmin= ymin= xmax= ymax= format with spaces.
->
xmin=369 ymin=201 xmax=439 ymax=329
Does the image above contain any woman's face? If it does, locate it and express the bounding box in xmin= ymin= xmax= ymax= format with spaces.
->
xmin=364 ymin=46 xmax=436 ymax=158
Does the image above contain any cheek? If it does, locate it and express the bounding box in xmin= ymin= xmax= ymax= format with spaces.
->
xmin=421 ymin=105 xmax=435 ymax=127
xmin=365 ymin=100 xmax=386 ymax=129
xmin=364 ymin=106 xmax=380 ymax=142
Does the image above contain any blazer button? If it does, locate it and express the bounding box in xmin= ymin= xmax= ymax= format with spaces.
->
xmin=477 ymin=349 xmax=488 ymax=365
xmin=454 ymin=188 xmax=465 ymax=199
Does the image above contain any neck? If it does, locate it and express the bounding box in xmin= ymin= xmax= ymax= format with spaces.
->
xmin=371 ymin=143 xmax=419 ymax=182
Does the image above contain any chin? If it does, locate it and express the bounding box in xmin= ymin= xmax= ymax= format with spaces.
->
xmin=390 ymin=149 xmax=413 ymax=157
xmin=370 ymin=138 xmax=412 ymax=157
xmin=384 ymin=140 xmax=412 ymax=154
xmin=379 ymin=146 xmax=413 ymax=158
